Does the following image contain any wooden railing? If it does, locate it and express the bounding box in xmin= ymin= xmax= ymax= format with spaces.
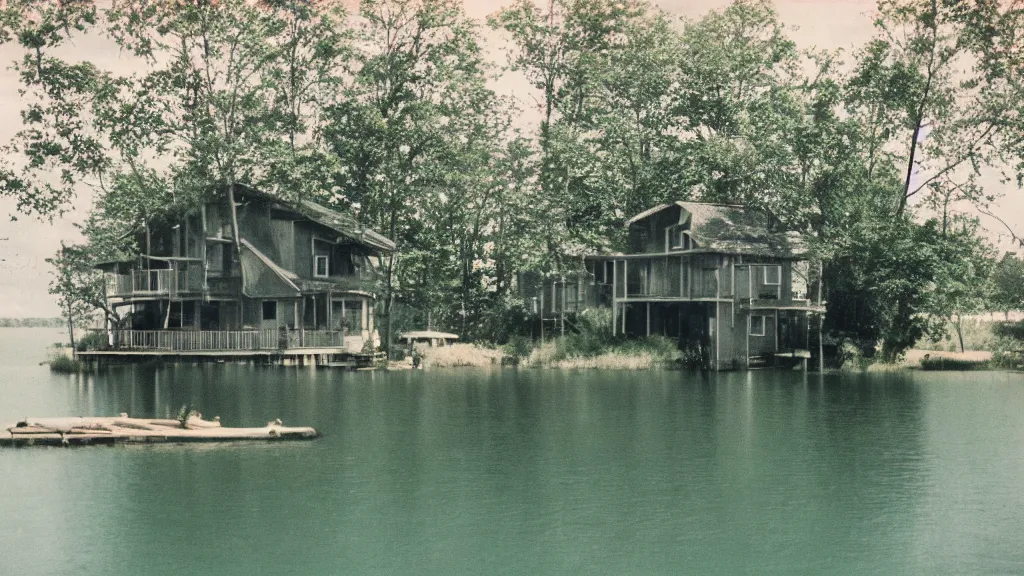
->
xmin=107 ymin=266 xmax=205 ymax=298
xmin=109 ymin=329 xmax=346 ymax=351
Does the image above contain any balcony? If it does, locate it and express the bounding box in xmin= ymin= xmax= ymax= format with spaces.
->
xmin=299 ymin=270 xmax=382 ymax=294
xmin=621 ymin=259 xmax=721 ymax=300
xmin=107 ymin=266 xmax=205 ymax=299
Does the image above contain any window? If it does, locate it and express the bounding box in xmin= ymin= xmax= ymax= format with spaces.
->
xmin=262 ymin=300 xmax=277 ymax=321
xmin=750 ymin=315 xmax=766 ymax=337
xmin=763 ymin=265 xmax=781 ymax=286
xmin=669 ymin=227 xmax=692 ymax=251
xmin=314 ymin=255 xmax=329 ymax=278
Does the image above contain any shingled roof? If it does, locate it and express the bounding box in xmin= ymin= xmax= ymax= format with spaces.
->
xmin=630 ymin=201 xmax=808 ymax=258
xmin=233 ymin=184 xmax=396 ymax=253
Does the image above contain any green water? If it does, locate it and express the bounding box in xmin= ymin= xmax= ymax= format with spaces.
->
xmin=2 ymin=328 xmax=1023 ymax=575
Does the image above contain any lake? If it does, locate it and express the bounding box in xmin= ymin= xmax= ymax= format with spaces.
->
xmin=2 ymin=327 xmax=1023 ymax=575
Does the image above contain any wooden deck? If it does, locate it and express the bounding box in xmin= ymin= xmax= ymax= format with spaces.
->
xmin=2 ymin=415 xmax=318 ymax=447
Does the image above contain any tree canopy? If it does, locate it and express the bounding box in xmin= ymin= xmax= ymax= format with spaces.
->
xmin=2 ymin=0 xmax=1023 ymax=359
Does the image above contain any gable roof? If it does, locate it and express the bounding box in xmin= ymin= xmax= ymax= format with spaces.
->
xmin=234 ymin=185 xmax=396 ymax=253
xmin=239 ymin=239 xmax=301 ymax=298
xmin=628 ymin=201 xmax=808 ymax=258
xmin=293 ymin=199 xmax=396 ymax=253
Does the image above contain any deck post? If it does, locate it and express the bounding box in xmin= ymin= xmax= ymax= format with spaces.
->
xmin=299 ymin=298 xmax=305 ymax=347
xmin=326 ymin=291 xmax=333 ymax=330
xmin=622 ymin=301 xmax=627 ymax=335
xmin=539 ymin=286 xmax=545 ymax=342
xmin=646 ymin=302 xmax=651 ymax=337
xmin=746 ymin=314 xmax=751 ymax=369
xmin=612 ymin=259 xmax=618 ymax=337
xmin=774 ymin=309 xmax=779 ymax=353
xmin=715 ymin=302 xmax=720 ymax=371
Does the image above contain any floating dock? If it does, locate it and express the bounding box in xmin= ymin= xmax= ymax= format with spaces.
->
xmin=1 ymin=414 xmax=319 ymax=447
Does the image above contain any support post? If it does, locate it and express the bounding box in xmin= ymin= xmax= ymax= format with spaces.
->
xmin=746 ymin=313 xmax=751 ymax=369
xmin=646 ymin=302 xmax=651 ymax=337
xmin=326 ymin=291 xmax=333 ymax=331
xmin=818 ymin=260 xmax=824 ymax=373
xmin=774 ymin=309 xmax=779 ymax=353
xmin=539 ymin=285 xmax=545 ymax=342
xmin=612 ymin=260 xmax=619 ymax=336
xmin=715 ymin=302 xmax=720 ymax=371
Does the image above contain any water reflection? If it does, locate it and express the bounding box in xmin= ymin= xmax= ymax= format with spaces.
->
xmin=2 ymin=329 xmax=1023 ymax=576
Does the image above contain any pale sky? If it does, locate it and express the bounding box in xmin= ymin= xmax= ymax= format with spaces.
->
xmin=0 ymin=0 xmax=1020 ymax=317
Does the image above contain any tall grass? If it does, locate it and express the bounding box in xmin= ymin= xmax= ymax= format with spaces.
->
xmin=419 ymin=343 xmax=504 ymax=368
xmin=47 ymin=346 xmax=86 ymax=373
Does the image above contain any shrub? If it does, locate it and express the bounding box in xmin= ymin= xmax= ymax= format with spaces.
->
xmin=919 ymin=356 xmax=991 ymax=371
xmin=75 ymin=331 xmax=106 ymax=352
xmin=49 ymin=354 xmax=85 ymax=373
xmin=504 ymin=335 xmax=533 ymax=360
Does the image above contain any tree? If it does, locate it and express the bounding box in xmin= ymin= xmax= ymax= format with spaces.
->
xmin=865 ymin=0 xmax=1024 ymax=218
xmin=46 ymin=243 xmax=106 ymax=355
xmin=988 ymin=252 xmax=1024 ymax=317
xmin=0 ymin=0 xmax=103 ymax=218
xmin=928 ymin=215 xmax=995 ymax=352
xmin=323 ymin=0 xmax=516 ymax=345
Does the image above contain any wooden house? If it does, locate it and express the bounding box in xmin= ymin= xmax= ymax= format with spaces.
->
xmin=91 ymin=185 xmax=395 ymax=363
xmin=525 ymin=202 xmax=824 ymax=369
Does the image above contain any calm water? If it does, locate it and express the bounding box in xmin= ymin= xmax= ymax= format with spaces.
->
xmin=2 ymin=328 xmax=1024 ymax=575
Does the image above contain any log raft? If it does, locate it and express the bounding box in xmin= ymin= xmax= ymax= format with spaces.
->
xmin=1 ymin=414 xmax=319 ymax=447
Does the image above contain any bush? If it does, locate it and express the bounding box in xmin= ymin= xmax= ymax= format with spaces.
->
xmin=990 ymin=322 xmax=1024 ymax=370
xmin=504 ymin=335 xmax=533 ymax=360
xmin=49 ymin=354 xmax=85 ymax=374
xmin=919 ymin=356 xmax=991 ymax=371
xmin=75 ymin=331 xmax=107 ymax=352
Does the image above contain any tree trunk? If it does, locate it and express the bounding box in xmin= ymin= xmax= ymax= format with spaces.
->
xmin=955 ymin=314 xmax=965 ymax=353
xmin=66 ymin=306 xmax=77 ymax=360
xmin=227 ymin=180 xmax=242 ymax=256
xmin=896 ymin=0 xmax=938 ymax=219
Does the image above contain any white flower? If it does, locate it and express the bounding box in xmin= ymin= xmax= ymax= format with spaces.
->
xmin=399 ymin=144 xmax=411 ymax=154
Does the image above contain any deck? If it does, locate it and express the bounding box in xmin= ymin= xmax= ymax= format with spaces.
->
xmin=78 ymin=329 xmax=378 ymax=367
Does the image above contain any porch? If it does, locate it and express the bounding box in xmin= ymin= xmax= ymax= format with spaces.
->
xmin=97 ymin=328 xmax=363 ymax=353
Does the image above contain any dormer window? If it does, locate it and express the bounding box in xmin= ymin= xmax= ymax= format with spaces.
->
xmin=763 ymin=265 xmax=781 ymax=286
xmin=669 ymin=226 xmax=694 ymax=251
xmin=314 ymin=255 xmax=329 ymax=278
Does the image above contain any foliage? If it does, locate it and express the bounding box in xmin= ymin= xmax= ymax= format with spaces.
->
xmin=0 ymin=318 xmax=65 ymax=328
xmin=45 ymin=242 xmax=107 ymax=354
xmin=3 ymin=0 xmax=1024 ymax=362
xmin=504 ymin=334 xmax=533 ymax=360
xmin=918 ymin=355 xmax=990 ymax=371
xmin=48 ymin=353 xmax=86 ymax=374
xmin=988 ymin=253 xmax=1024 ymax=314
xmin=177 ymin=404 xmax=198 ymax=428
xmin=926 ymin=216 xmax=996 ymax=352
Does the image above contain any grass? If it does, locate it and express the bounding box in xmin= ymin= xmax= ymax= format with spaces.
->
xmin=918 ymin=356 xmax=991 ymax=371
xmin=419 ymin=343 xmax=504 ymax=368
xmin=524 ymin=335 xmax=680 ymax=370
xmin=48 ymin=351 xmax=86 ymax=373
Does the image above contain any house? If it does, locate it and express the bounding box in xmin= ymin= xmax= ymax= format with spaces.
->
xmin=524 ymin=202 xmax=824 ymax=369
xmin=91 ymin=184 xmax=395 ymax=362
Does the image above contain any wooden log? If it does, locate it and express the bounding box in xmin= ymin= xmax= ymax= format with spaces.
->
xmin=2 ymin=415 xmax=318 ymax=447
xmin=184 ymin=415 xmax=222 ymax=429
xmin=110 ymin=419 xmax=176 ymax=431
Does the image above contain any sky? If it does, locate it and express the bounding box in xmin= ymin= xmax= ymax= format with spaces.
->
xmin=0 ymin=0 xmax=1020 ymax=317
